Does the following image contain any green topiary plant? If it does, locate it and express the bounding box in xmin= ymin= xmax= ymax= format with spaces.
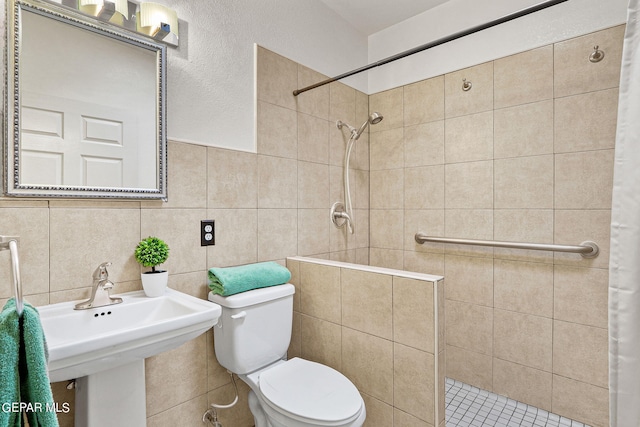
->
xmin=134 ymin=236 xmax=169 ymax=273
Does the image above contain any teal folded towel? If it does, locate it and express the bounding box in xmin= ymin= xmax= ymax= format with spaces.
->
xmin=208 ymin=262 xmax=291 ymax=296
xmin=0 ymin=298 xmax=59 ymax=427
xmin=0 ymin=299 xmax=22 ymax=427
xmin=19 ymin=301 xmax=59 ymax=427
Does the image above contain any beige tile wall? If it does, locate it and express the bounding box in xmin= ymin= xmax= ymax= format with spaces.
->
xmin=287 ymin=257 xmax=444 ymax=427
xmin=368 ymin=25 xmax=623 ymax=427
xmin=257 ymin=46 xmax=371 ymax=264
xmin=0 ymin=46 xmax=369 ymax=426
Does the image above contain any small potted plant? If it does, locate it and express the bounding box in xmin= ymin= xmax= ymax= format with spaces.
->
xmin=135 ymin=236 xmax=170 ymax=297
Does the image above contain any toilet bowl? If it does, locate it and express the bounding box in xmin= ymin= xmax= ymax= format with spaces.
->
xmin=208 ymin=284 xmax=366 ymax=427
xmin=242 ymin=358 xmax=365 ymax=427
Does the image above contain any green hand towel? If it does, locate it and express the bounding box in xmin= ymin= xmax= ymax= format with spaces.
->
xmin=208 ymin=261 xmax=291 ymax=296
xmin=19 ymin=302 xmax=59 ymax=427
xmin=0 ymin=299 xmax=22 ymax=427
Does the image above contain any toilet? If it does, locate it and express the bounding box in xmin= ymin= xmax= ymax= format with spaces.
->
xmin=208 ymin=284 xmax=366 ymax=427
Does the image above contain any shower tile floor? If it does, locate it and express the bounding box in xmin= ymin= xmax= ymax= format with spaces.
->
xmin=445 ymin=378 xmax=591 ymax=427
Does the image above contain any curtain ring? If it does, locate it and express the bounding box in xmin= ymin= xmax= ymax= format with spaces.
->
xmin=589 ymin=45 xmax=605 ymax=63
xmin=462 ymin=78 xmax=472 ymax=91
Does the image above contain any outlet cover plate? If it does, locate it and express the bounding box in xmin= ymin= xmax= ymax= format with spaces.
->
xmin=201 ymin=220 xmax=215 ymax=246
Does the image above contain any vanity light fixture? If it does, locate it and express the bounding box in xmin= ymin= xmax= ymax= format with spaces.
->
xmin=79 ymin=0 xmax=129 ymax=21
xmin=45 ymin=0 xmax=179 ymax=47
xmin=137 ymin=2 xmax=178 ymax=46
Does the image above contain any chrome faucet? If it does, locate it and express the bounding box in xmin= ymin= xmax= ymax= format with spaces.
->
xmin=74 ymin=262 xmax=123 ymax=310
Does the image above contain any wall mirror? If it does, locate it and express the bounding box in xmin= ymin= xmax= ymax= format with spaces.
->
xmin=4 ymin=0 xmax=167 ymax=199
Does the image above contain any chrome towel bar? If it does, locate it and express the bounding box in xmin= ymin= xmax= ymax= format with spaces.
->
xmin=414 ymin=233 xmax=599 ymax=258
xmin=1 ymin=236 xmax=23 ymax=315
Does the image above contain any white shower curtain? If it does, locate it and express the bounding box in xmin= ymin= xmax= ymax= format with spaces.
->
xmin=609 ymin=0 xmax=640 ymax=426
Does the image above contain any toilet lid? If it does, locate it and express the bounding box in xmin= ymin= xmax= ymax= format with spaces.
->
xmin=259 ymin=358 xmax=363 ymax=423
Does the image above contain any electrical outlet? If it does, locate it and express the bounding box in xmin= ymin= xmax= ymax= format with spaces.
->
xmin=201 ymin=220 xmax=215 ymax=246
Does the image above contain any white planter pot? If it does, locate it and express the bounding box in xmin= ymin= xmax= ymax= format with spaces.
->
xmin=141 ymin=271 xmax=168 ymax=297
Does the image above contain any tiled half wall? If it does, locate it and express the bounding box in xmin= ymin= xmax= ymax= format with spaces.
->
xmin=287 ymin=256 xmax=445 ymax=427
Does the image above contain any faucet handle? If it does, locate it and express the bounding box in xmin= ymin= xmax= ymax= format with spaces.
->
xmin=93 ymin=262 xmax=112 ymax=280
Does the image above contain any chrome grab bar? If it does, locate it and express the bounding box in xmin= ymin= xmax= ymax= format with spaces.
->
xmin=1 ymin=236 xmax=23 ymax=315
xmin=414 ymin=233 xmax=599 ymax=259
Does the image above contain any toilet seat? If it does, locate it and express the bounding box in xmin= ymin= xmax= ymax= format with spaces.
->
xmin=258 ymin=358 xmax=363 ymax=425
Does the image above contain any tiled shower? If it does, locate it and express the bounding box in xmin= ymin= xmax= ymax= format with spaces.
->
xmin=365 ymin=25 xmax=620 ymax=427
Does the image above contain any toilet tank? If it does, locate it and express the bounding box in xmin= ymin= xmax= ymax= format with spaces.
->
xmin=208 ymin=284 xmax=295 ymax=375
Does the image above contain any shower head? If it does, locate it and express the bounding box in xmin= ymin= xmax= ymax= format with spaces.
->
xmin=369 ymin=112 xmax=383 ymax=125
xmin=354 ymin=112 xmax=383 ymax=140
xmin=336 ymin=112 xmax=384 ymax=141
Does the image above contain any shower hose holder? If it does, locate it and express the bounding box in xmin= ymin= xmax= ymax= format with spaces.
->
xmin=330 ymin=201 xmax=351 ymax=230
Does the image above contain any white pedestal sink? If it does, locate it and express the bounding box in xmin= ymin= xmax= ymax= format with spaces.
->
xmin=39 ymin=289 xmax=222 ymax=427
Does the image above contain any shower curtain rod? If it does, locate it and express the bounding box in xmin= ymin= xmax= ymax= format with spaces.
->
xmin=292 ymin=0 xmax=568 ymax=96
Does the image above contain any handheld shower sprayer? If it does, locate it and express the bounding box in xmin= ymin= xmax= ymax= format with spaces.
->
xmin=331 ymin=112 xmax=384 ymax=234
xmin=337 ymin=112 xmax=384 ymax=141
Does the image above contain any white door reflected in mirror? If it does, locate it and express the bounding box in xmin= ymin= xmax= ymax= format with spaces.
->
xmin=5 ymin=0 xmax=167 ymax=200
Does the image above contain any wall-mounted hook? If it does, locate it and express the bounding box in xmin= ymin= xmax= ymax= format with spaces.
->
xmin=589 ymin=45 xmax=605 ymax=63
xmin=462 ymin=78 xmax=472 ymax=91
